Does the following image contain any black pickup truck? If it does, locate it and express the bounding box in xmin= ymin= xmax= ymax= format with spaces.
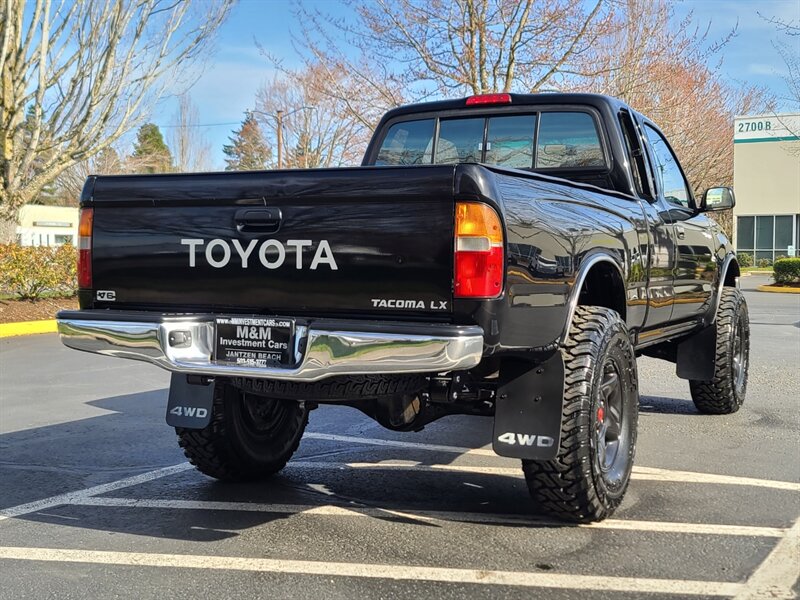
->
xmin=58 ymin=93 xmax=749 ymax=522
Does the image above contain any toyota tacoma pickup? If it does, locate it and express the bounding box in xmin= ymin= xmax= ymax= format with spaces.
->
xmin=57 ymin=93 xmax=749 ymax=522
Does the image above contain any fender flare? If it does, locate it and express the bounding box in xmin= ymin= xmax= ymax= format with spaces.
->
xmin=710 ymin=253 xmax=740 ymax=324
xmin=560 ymin=253 xmax=626 ymax=345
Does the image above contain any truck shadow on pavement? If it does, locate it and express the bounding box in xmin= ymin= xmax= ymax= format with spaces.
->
xmin=0 ymin=389 xmax=581 ymax=542
xmin=1 ymin=388 xmax=709 ymax=543
xmin=638 ymin=395 xmax=700 ymax=415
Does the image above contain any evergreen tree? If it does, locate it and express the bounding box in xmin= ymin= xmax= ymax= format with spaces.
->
xmin=223 ymin=112 xmax=271 ymax=171
xmin=131 ymin=123 xmax=173 ymax=173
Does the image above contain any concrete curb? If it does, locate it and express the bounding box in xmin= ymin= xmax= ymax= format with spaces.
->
xmin=0 ymin=320 xmax=58 ymax=338
xmin=756 ymin=284 xmax=800 ymax=294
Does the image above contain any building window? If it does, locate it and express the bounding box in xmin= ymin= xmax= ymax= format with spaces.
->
xmin=775 ymin=216 xmax=794 ymax=257
xmin=796 ymin=214 xmax=800 ymax=251
xmin=737 ymin=214 xmax=800 ymax=263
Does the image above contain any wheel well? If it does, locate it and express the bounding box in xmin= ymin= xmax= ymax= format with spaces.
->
xmin=577 ymin=261 xmax=627 ymax=320
xmin=724 ymin=259 xmax=740 ymax=287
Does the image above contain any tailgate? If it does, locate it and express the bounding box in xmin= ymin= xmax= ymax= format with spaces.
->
xmin=86 ymin=166 xmax=456 ymax=317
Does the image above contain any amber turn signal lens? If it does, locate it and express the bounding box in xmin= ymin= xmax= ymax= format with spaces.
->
xmin=455 ymin=202 xmax=503 ymax=242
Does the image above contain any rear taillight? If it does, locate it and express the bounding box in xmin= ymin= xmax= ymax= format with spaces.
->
xmin=77 ymin=208 xmax=93 ymax=288
xmin=454 ymin=202 xmax=504 ymax=298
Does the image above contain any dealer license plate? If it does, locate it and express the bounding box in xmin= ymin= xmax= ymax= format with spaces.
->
xmin=215 ymin=317 xmax=294 ymax=368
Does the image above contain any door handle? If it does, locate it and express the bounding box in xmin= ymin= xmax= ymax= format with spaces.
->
xmin=675 ymin=225 xmax=686 ymax=240
xmin=234 ymin=208 xmax=283 ymax=234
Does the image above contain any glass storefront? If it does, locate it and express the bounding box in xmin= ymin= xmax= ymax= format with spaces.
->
xmin=736 ymin=214 xmax=799 ymax=264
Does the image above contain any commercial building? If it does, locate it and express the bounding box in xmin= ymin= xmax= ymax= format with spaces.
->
xmin=733 ymin=113 xmax=800 ymax=264
xmin=15 ymin=204 xmax=79 ymax=247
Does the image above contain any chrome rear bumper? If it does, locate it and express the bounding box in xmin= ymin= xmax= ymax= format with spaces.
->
xmin=56 ymin=311 xmax=484 ymax=382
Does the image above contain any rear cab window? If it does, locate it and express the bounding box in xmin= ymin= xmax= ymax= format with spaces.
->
xmin=374 ymin=110 xmax=606 ymax=173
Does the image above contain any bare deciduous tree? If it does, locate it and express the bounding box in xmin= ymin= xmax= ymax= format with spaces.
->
xmin=759 ymin=11 xmax=800 ymax=146
xmin=268 ymin=0 xmax=613 ymax=162
xmin=58 ymin=146 xmax=128 ymax=203
xmin=583 ymin=0 xmax=772 ymax=233
xmin=0 ymin=0 xmax=232 ymax=218
xmin=296 ymin=0 xmax=614 ymax=98
xmin=257 ymin=0 xmax=770 ymax=238
xmin=255 ymin=65 xmax=368 ymax=169
xmin=168 ymin=94 xmax=212 ymax=173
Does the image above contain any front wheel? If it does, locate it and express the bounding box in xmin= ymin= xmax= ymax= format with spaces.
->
xmin=689 ymin=288 xmax=750 ymax=414
xmin=522 ymin=306 xmax=639 ymax=522
xmin=177 ymin=380 xmax=308 ymax=481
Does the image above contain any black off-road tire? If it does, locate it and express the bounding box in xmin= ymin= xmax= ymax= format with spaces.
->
xmin=689 ymin=288 xmax=750 ymax=414
xmin=176 ymin=381 xmax=308 ymax=481
xmin=522 ymin=306 xmax=639 ymax=522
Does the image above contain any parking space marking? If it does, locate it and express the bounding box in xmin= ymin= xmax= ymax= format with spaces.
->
xmin=304 ymin=432 xmax=496 ymax=456
xmin=300 ymin=435 xmax=800 ymax=491
xmin=0 ymin=546 xmax=744 ymax=596
xmin=70 ymin=497 xmax=790 ymax=537
xmin=632 ymin=466 xmax=800 ymax=492
xmin=0 ymin=464 xmax=193 ymax=522
xmin=734 ymin=517 xmax=800 ymax=600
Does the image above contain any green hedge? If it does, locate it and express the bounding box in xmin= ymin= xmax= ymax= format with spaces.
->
xmin=737 ymin=252 xmax=753 ymax=268
xmin=773 ymin=257 xmax=800 ymax=285
xmin=0 ymin=243 xmax=77 ymax=300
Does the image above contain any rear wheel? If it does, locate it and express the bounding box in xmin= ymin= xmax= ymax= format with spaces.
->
xmin=522 ymin=306 xmax=638 ymax=522
xmin=689 ymin=288 xmax=749 ymax=414
xmin=177 ymin=381 xmax=308 ymax=481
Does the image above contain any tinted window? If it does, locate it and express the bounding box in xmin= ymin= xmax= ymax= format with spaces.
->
xmin=536 ymin=112 xmax=605 ymax=169
xmin=375 ymin=119 xmax=435 ymax=165
xmin=756 ymin=215 xmax=774 ymax=250
xmin=736 ymin=216 xmax=754 ymax=250
xmin=775 ymin=215 xmax=793 ymax=254
xmin=436 ymin=118 xmax=484 ymax=164
xmin=485 ymin=115 xmax=536 ymax=168
xmin=644 ymin=125 xmax=690 ymax=207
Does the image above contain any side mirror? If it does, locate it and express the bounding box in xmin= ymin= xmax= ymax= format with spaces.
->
xmin=700 ymin=187 xmax=735 ymax=212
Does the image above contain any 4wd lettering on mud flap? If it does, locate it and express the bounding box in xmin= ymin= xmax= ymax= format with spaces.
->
xmin=181 ymin=238 xmax=338 ymax=270
xmin=169 ymin=406 xmax=208 ymax=419
xmin=497 ymin=432 xmax=556 ymax=447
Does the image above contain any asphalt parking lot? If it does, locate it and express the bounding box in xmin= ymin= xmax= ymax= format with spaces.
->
xmin=0 ymin=274 xmax=798 ymax=599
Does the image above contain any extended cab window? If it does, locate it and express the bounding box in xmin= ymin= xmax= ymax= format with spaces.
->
xmin=643 ymin=124 xmax=691 ymax=208
xmin=536 ymin=112 xmax=605 ymax=169
xmin=375 ymin=119 xmax=435 ymax=165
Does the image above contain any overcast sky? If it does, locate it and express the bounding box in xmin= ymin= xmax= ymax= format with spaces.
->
xmin=153 ymin=0 xmax=800 ymax=169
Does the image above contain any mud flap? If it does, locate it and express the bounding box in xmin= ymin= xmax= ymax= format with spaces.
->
xmin=676 ymin=325 xmax=717 ymax=380
xmin=166 ymin=374 xmax=214 ymax=429
xmin=492 ymin=352 xmax=565 ymax=460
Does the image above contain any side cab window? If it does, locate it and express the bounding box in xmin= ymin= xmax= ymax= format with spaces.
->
xmin=642 ymin=124 xmax=693 ymax=209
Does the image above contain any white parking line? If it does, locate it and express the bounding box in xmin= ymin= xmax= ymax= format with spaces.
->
xmin=71 ymin=497 xmax=790 ymax=538
xmin=734 ymin=517 xmax=800 ymax=600
xmin=632 ymin=466 xmax=800 ymax=492
xmin=300 ymin=434 xmax=800 ymax=491
xmin=0 ymin=546 xmax=744 ymax=596
xmin=304 ymin=432 xmax=496 ymax=456
xmin=0 ymin=464 xmax=193 ymax=522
